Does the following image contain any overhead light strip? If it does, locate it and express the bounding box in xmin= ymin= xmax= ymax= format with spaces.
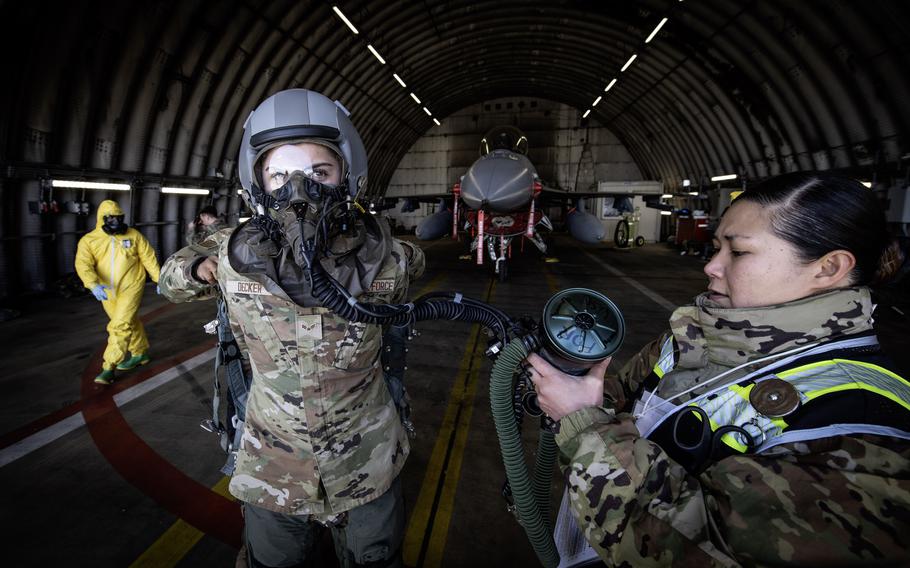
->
xmin=592 ymin=96 xmax=602 ymax=106
xmin=582 ymin=109 xmax=591 ymax=118
xmin=367 ymin=44 xmax=386 ymax=64
xmin=51 ymin=180 xmax=130 ymax=191
xmin=161 ymin=187 xmax=211 ymax=195
xmin=645 ymin=18 xmax=668 ymax=43
xmin=710 ymin=173 xmax=738 ymax=182
xmin=334 ymin=5 xmax=441 ymax=126
xmin=332 ymin=6 xmax=359 ymax=34
xmin=589 ymin=11 xmax=673 ymax=119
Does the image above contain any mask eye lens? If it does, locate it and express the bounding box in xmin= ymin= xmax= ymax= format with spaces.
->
xmin=265 ymin=167 xmax=289 ymax=190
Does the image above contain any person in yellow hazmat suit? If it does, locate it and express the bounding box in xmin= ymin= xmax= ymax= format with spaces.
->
xmin=75 ymin=199 xmax=161 ymax=384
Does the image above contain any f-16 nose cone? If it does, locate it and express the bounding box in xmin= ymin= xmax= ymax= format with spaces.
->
xmin=460 ymin=151 xmax=536 ymax=213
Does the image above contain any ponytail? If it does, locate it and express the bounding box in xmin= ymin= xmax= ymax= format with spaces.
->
xmin=873 ymin=239 xmax=906 ymax=285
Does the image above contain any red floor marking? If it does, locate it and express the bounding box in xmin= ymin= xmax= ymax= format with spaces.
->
xmin=1 ymin=303 xmax=186 ymax=451
xmin=79 ymin=305 xmax=243 ymax=548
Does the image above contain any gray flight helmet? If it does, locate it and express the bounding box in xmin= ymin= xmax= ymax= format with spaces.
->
xmin=238 ymin=89 xmax=367 ymax=211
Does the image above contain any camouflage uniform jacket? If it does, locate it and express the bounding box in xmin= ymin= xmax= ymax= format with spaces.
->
xmin=160 ymin=222 xmax=425 ymax=517
xmin=556 ymin=287 xmax=910 ymax=566
xmin=185 ymin=219 xmax=228 ymax=246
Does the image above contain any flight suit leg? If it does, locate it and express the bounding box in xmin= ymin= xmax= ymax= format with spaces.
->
xmin=331 ymin=477 xmax=405 ymax=568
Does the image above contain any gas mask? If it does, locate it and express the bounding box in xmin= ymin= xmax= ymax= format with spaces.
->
xmin=102 ymin=214 xmax=128 ymax=235
xmin=252 ymin=142 xmax=353 ymax=265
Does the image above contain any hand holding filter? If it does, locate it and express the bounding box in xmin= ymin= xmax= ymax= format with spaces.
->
xmin=537 ymin=288 xmax=625 ymax=375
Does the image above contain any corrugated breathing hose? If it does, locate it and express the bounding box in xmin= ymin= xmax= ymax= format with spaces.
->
xmin=490 ymin=339 xmax=560 ymax=568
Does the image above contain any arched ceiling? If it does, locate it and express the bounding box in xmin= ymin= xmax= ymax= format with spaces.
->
xmin=2 ymin=0 xmax=909 ymax=202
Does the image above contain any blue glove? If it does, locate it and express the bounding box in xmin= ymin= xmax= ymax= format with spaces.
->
xmin=91 ymin=284 xmax=110 ymax=301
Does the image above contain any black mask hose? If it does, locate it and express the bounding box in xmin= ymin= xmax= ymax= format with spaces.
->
xmin=306 ymin=252 xmax=511 ymax=339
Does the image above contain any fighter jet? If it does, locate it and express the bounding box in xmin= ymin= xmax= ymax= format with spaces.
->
xmin=414 ymin=126 xmax=609 ymax=280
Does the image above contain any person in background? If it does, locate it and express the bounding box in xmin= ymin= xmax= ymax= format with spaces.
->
xmin=186 ymin=204 xmax=228 ymax=246
xmin=159 ymin=88 xmax=424 ymax=568
xmin=528 ymin=171 xmax=909 ymax=565
xmin=75 ymin=199 xmax=160 ymax=384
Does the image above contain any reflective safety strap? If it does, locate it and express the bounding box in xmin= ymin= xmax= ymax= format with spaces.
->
xmin=757 ymin=424 xmax=910 ymax=454
xmin=652 ymin=336 xmax=676 ymax=379
xmin=715 ymin=357 xmax=910 ymax=454
xmin=780 ymin=359 xmax=910 ymax=412
xmin=638 ymin=335 xmax=880 ymax=439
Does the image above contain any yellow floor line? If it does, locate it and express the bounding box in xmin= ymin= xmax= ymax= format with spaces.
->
xmin=404 ymin=279 xmax=496 ymax=566
xmin=129 ymin=476 xmax=234 ymax=568
xmin=543 ymin=266 xmax=561 ymax=294
xmin=413 ymin=272 xmax=446 ymax=299
xmin=403 ymin=324 xmax=481 ymax=566
xmin=423 ymin=342 xmax=484 ymax=567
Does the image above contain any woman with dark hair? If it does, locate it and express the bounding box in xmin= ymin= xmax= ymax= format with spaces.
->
xmin=528 ymin=171 xmax=909 ymax=565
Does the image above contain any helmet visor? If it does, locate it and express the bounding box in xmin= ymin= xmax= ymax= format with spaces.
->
xmin=259 ymin=142 xmax=344 ymax=193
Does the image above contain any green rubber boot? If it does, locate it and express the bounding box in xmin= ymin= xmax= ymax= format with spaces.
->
xmin=116 ymin=353 xmax=151 ymax=371
xmin=94 ymin=368 xmax=116 ymax=385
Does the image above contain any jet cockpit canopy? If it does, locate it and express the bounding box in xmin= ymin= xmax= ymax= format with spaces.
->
xmin=479 ymin=126 xmax=529 ymax=156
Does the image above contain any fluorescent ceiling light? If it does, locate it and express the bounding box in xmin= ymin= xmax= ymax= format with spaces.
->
xmin=660 ymin=210 xmax=672 ymax=216
xmin=52 ymin=180 xmax=130 ymax=190
xmin=237 ymin=189 xmax=244 ymax=195
xmin=433 ymin=118 xmax=441 ymax=126
xmin=621 ymin=54 xmax=637 ymax=72
xmin=423 ymin=107 xmax=432 ymax=116
xmin=410 ymin=93 xmax=421 ymax=104
xmin=661 ymin=194 xmax=673 ymax=199
xmin=367 ymin=45 xmax=386 ymax=64
xmin=592 ymin=96 xmax=602 ymax=106
xmin=332 ymin=6 xmax=359 ymax=34
xmin=393 ymin=73 xmax=406 ymax=87
xmin=682 ymin=178 xmax=691 ymax=187
xmin=161 ymin=187 xmax=211 ymax=195
xmin=688 ymin=191 xmax=699 ymax=196
xmin=604 ymin=78 xmax=617 ymax=92
xmin=710 ymin=173 xmax=738 ymax=182
xmin=645 ymin=18 xmax=668 ymax=43
xmin=582 ymin=109 xmax=591 ymax=118
xmin=239 ymin=217 xmax=251 ymax=223
xmin=861 ymin=181 xmax=872 ymax=188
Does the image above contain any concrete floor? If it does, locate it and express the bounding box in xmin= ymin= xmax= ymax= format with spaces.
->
xmin=1 ymin=236 xmax=907 ymax=568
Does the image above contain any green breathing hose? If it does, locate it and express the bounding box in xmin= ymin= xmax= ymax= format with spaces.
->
xmin=490 ymin=339 xmax=560 ymax=568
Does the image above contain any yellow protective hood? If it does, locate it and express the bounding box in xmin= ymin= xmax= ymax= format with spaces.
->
xmin=96 ymin=200 xmax=124 ymax=225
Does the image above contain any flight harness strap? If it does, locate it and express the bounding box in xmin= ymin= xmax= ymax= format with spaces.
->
xmin=381 ymin=325 xmax=415 ymax=438
xmin=207 ymin=295 xmax=252 ymax=475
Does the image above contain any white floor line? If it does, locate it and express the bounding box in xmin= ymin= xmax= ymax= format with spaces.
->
xmin=582 ymin=250 xmax=678 ymax=312
xmin=0 ymin=347 xmax=217 ymax=469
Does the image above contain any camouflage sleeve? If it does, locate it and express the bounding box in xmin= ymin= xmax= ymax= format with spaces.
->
xmin=387 ymin=240 xmax=416 ymax=305
xmin=555 ymin=411 xmax=908 ymax=566
xmin=185 ymin=227 xmax=201 ymax=247
xmin=396 ymin=239 xmax=426 ymax=282
xmin=159 ymin=229 xmax=232 ymax=303
xmin=555 ymin=408 xmax=740 ymax=566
